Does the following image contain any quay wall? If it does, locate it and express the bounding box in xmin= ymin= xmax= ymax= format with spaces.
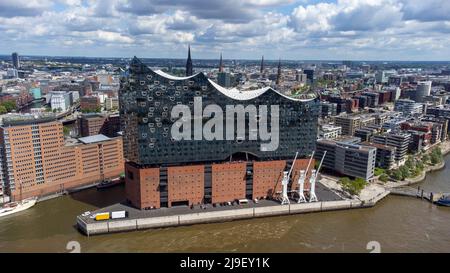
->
xmin=78 ymin=191 xmax=390 ymax=236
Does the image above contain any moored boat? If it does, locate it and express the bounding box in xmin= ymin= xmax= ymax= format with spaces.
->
xmin=96 ymin=177 xmax=124 ymax=190
xmin=435 ymin=195 xmax=450 ymax=207
xmin=0 ymin=197 xmax=37 ymax=218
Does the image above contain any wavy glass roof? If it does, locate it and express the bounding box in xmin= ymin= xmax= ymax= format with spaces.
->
xmin=154 ymin=69 xmax=199 ymax=80
xmin=132 ymin=57 xmax=316 ymax=102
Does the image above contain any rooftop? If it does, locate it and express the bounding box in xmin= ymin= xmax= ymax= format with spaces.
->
xmin=1 ymin=113 xmax=57 ymax=126
xmin=78 ymin=134 xmax=111 ymax=144
xmin=361 ymin=141 xmax=396 ymax=151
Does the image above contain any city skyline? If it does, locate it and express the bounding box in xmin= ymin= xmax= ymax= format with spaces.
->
xmin=1 ymin=0 xmax=450 ymax=61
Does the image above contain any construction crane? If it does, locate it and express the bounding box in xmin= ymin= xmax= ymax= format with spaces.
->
xmin=280 ymin=151 xmax=298 ymax=205
xmin=309 ymin=151 xmax=327 ymax=203
xmin=297 ymin=151 xmax=315 ymax=203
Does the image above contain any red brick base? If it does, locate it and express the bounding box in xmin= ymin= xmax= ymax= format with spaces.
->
xmin=126 ymin=158 xmax=314 ymax=209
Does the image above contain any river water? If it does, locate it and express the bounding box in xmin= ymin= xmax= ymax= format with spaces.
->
xmin=0 ymin=156 xmax=449 ymax=253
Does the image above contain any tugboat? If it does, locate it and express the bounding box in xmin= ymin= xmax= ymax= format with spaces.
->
xmin=96 ymin=177 xmax=124 ymax=190
xmin=435 ymin=195 xmax=450 ymax=207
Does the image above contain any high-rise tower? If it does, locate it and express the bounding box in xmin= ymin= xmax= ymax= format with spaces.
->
xmin=186 ymin=45 xmax=193 ymax=76
xmin=11 ymin=52 xmax=20 ymax=69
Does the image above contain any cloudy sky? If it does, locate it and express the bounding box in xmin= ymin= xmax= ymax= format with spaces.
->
xmin=1 ymin=0 xmax=450 ymax=60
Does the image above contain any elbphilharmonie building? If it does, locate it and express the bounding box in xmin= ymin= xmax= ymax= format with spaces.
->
xmin=120 ymin=55 xmax=320 ymax=209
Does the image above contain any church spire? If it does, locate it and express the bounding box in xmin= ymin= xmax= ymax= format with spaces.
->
xmin=260 ymin=55 xmax=264 ymax=74
xmin=219 ymin=52 xmax=223 ymax=72
xmin=276 ymin=58 xmax=282 ymax=85
xmin=186 ymin=44 xmax=193 ymax=76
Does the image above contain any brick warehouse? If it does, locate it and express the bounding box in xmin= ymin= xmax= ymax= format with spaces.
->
xmin=120 ymin=57 xmax=319 ymax=209
xmin=0 ymin=115 xmax=124 ymax=200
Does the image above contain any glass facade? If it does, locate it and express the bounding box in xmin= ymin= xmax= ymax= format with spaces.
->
xmin=119 ymin=57 xmax=319 ymax=166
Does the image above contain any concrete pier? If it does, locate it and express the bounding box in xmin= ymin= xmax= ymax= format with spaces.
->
xmin=77 ymin=190 xmax=390 ymax=236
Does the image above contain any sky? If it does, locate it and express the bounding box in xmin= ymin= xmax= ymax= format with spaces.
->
xmin=1 ymin=0 xmax=450 ymax=61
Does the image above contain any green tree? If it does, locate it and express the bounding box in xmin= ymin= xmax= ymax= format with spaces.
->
xmin=405 ymin=157 xmax=415 ymax=170
xmin=416 ymin=161 xmax=424 ymax=172
xmin=430 ymin=153 xmax=441 ymax=164
xmin=0 ymin=105 xmax=7 ymax=114
xmin=391 ymin=169 xmax=403 ymax=181
xmin=2 ymin=100 xmax=16 ymax=112
xmin=379 ymin=174 xmax=389 ymax=183
xmin=399 ymin=165 xmax=409 ymax=180
xmin=339 ymin=177 xmax=367 ymax=195
xmin=63 ymin=126 xmax=70 ymax=136
xmin=374 ymin=168 xmax=385 ymax=176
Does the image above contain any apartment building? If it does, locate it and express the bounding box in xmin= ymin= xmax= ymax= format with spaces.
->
xmin=371 ymin=132 xmax=411 ymax=163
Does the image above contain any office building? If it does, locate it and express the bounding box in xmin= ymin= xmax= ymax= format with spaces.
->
xmin=315 ymin=138 xmax=376 ymax=180
xmin=361 ymin=92 xmax=379 ymax=107
xmin=30 ymin=87 xmax=42 ymax=100
xmin=49 ymin=91 xmax=71 ymax=112
xmin=0 ymin=115 xmax=124 ymax=200
xmin=79 ymin=113 xmax=121 ymax=138
xmin=320 ymin=102 xmax=338 ymax=118
xmin=355 ymin=127 xmax=378 ymax=142
xmin=388 ymin=76 xmax=403 ymax=86
xmin=11 ymin=52 xmax=20 ymax=69
xmin=296 ymin=71 xmax=307 ymax=83
xmin=394 ymin=99 xmax=423 ymax=116
xmin=105 ymin=97 xmax=119 ymax=111
xmin=362 ymin=142 xmax=396 ymax=169
xmin=217 ymin=72 xmax=234 ymax=88
xmin=415 ymin=81 xmax=432 ymax=102
xmin=303 ymin=69 xmax=315 ymax=83
xmin=376 ymin=71 xmax=388 ymax=84
xmin=80 ymin=96 xmax=101 ymax=112
xmin=334 ymin=115 xmax=360 ymax=136
xmin=319 ymin=125 xmax=342 ymax=140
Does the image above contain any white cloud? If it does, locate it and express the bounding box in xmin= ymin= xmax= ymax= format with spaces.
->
xmin=1 ymin=0 xmax=450 ymax=60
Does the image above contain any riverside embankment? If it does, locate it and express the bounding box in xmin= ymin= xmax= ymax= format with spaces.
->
xmin=76 ymin=141 xmax=450 ymax=236
xmin=384 ymin=140 xmax=450 ymax=188
xmin=77 ymin=182 xmax=389 ymax=236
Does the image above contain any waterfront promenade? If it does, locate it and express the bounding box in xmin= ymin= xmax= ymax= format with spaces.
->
xmin=76 ymin=181 xmax=390 ymax=236
xmin=383 ymin=140 xmax=450 ymax=188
